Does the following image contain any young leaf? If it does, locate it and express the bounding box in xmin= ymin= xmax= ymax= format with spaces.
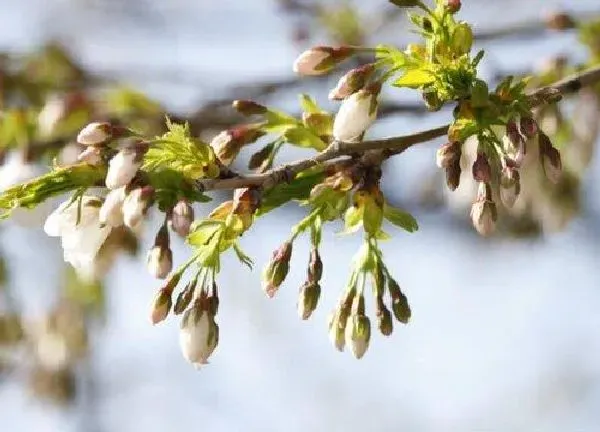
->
xmin=383 ymin=204 xmax=419 ymax=233
xmin=393 ymin=68 xmax=435 ymax=89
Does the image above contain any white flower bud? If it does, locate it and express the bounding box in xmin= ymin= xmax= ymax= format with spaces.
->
xmin=99 ymin=187 xmax=126 ymax=227
xmin=327 ymin=310 xmax=346 ymax=352
xmin=77 ymin=146 xmax=103 ymax=165
xmin=332 ymin=87 xmax=379 ymax=142
xmin=122 ymin=187 xmax=153 ymax=229
xmin=77 ymin=122 xmax=112 ymax=146
xmin=293 ymin=47 xmax=332 ymax=76
xmin=179 ymin=306 xmax=219 ymax=368
xmin=169 ymin=200 xmax=194 ymax=237
xmin=146 ymin=245 xmax=173 ymax=279
xmin=105 ymin=149 xmax=141 ymax=190
xmin=345 ymin=314 xmax=371 ymax=359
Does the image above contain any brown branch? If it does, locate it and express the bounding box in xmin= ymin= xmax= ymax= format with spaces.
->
xmin=196 ymin=64 xmax=600 ymax=193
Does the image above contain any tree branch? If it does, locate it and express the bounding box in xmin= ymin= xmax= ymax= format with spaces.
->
xmin=196 ymin=64 xmax=600 ymax=193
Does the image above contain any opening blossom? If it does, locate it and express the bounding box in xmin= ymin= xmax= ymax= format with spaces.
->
xmin=44 ymin=196 xmax=111 ymax=278
xmin=332 ymin=86 xmax=380 ymax=142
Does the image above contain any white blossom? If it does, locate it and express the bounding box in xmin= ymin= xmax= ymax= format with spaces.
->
xmin=44 ymin=196 xmax=111 ymax=277
xmin=99 ymin=187 xmax=126 ymax=227
xmin=105 ymin=149 xmax=140 ymax=190
xmin=332 ymin=89 xmax=378 ymax=142
xmin=179 ymin=307 xmax=218 ymax=368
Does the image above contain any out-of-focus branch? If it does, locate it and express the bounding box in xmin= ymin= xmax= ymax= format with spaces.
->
xmin=196 ymin=64 xmax=600 ymax=192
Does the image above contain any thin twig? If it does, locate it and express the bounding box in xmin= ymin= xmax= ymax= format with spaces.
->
xmin=196 ymin=64 xmax=600 ymax=192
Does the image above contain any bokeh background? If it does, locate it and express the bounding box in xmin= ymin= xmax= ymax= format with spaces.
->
xmin=1 ymin=0 xmax=600 ymax=431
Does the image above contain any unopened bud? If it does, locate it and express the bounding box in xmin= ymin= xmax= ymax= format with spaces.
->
xmin=519 ymin=116 xmax=538 ymax=139
xmin=332 ymin=85 xmax=379 ymax=142
xmin=293 ymin=46 xmax=354 ymax=76
xmin=545 ymin=12 xmax=576 ymax=31
xmin=210 ymin=125 xmax=265 ymax=166
xmin=169 ymin=200 xmax=194 ymax=237
xmin=345 ymin=295 xmax=371 ymax=359
xmin=444 ymin=0 xmax=461 ymax=14
xmin=147 ymin=245 xmax=173 ymax=279
xmin=328 ymin=309 xmax=347 ymax=352
xmin=123 ymin=186 xmax=154 ymax=229
xmin=470 ymin=183 xmax=497 ymax=236
xmin=328 ymin=64 xmax=375 ymax=100
xmin=307 ymin=247 xmax=322 ymax=282
xmin=388 ymin=279 xmax=411 ymax=324
xmin=99 ymin=187 xmax=126 ymax=227
xmin=500 ymin=166 xmax=521 ymax=208
xmin=77 ymin=146 xmax=102 ymax=165
xmin=150 ymin=287 xmax=172 ymax=325
xmin=262 ymin=241 xmax=293 ymax=298
xmin=445 ymin=159 xmax=461 ymax=191
xmin=248 ymin=143 xmax=274 ymax=171
xmin=77 ymin=122 xmax=112 ymax=146
xmin=436 ymin=141 xmax=461 ymax=169
xmin=539 ymin=133 xmax=562 ymax=184
xmin=105 ymin=146 xmax=145 ymax=190
xmin=174 ymin=280 xmax=196 ymax=315
xmin=376 ymin=300 xmax=393 ymax=336
xmin=472 ymin=152 xmax=491 ymax=183
xmin=232 ymin=100 xmax=267 ymax=116
xmin=297 ymin=280 xmax=321 ymax=320
xmin=506 ymin=119 xmax=522 ymax=149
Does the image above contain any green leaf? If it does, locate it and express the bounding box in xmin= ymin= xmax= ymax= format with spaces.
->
xmin=299 ymin=94 xmax=322 ymax=114
xmin=0 ymin=164 xmax=106 ymax=217
xmin=383 ymin=204 xmax=419 ymax=233
xmin=471 ymin=79 xmax=489 ymax=108
xmin=144 ymin=118 xmax=219 ymax=180
xmin=233 ymin=242 xmax=253 ymax=269
xmin=257 ymin=171 xmax=325 ymax=216
xmin=393 ymin=68 xmax=435 ymax=89
xmin=342 ymin=206 xmax=362 ymax=235
xmin=472 ymin=50 xmax=485 ymax=67
xmin=186 ymin=220 xmax=223 ymax=247
xmin=283 ymin=126 xmax=327 ymax=150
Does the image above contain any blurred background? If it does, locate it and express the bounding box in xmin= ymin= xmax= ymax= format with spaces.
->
xmin=1 ymin=0 xmax=600 ymax=431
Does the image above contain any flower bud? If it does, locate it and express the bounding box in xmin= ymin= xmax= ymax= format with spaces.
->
xmin=147 ymin=245 xmax=173 ymax=279
xmin=451 ymin=23 xmax=473 ymax=56
xmin=506 ymin=119 xmax=522 ymax=150
xmin=210 ymin=125 xmax=265 ymax=166
xmin=328 ymin=64 xmax=375 ymax=101
xmin=538 ymin=133 xmax=562 ymax=184
xmin=307 ymin=247 xmax=322 ymax=282
xmin=376 ymin=300 xmax=394 ymax=336
xmin=77 ymin=146 xmax=103 ymax=165
xmin=445 ymin=159 xmax=461 ymax=191
xmin=179 ymin=304 xmax=219 ymax=368
xmin=99 ymin=187 xmax=126 ymax=227
xmin=248 ymin=143 xmax=274 ymax=171
xmin=332 ymin=84 xmax=380 ymax=142
xmin=470 ymin=183 xmax=497 ymax=236
xmin=150 ymin=286 xmax=173 ymax=325
xmin=169 ymin=200 xmax=194 ymax=238
xmin=123 ymin=186 xmax=154 ymax=229
xmin=297 ymin=280 xmax=321 ymax=320
xmin=328 ymin=309 xmax=347 ymax=352
xmin=388 ymin=279 xmax=411 ymax=324
xmin=262 ymin=241 xmax=293 ymax=298
xmin=472 ymin=152 xmax=491 ymax=183
xmin=500 ymin=166 xmax=521 ymax=208
xmin=344 ymin=295 xmax=371 ymax=359
xmin=232 ymin=100 xmax=267 ymax=116
xmin=293 ymin=46 xmax=353 ymax=76
xmin=519 ymin=116 xmax=538 ymax=139
xmin=174 ymin=280 xmax=195 ymax=315
xmin=545 ymin=12 xmax=576 ymax=31
xmin=77 ymin=122 xmax=112 ymax=146
xmin=105 ymin=148 xmax=143 ymax=190
xmin=436 ymin=141 xmax=461 ymax=169
xmin=444 ymin=0 xmax=461 ymax=14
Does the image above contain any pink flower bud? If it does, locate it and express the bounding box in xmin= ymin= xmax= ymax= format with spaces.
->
xmin=293 ymin=46 xmax=354 ymax=76
xmin=328 ymin=64 xmax=375 ymax=101
xmin=77 ymin=122 xmax=112 ymax=146
xmin=472 ymin=152 xmax=491 ymax=183
xmin=77 ymin=146 xmax=102 ymax=165
xmin=169 ymin=200 xmax=194 ymax=237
